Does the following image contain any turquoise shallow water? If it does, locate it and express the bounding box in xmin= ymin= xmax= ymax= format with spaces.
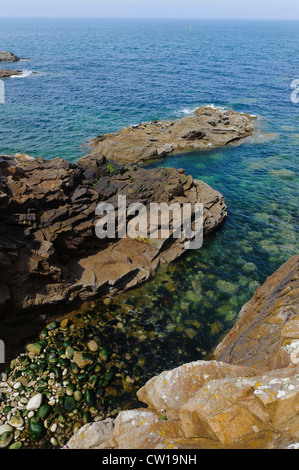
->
xmin=0 ymin=17 xmax=298 ymax=374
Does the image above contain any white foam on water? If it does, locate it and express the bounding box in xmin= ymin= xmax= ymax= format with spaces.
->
xmin=179 ymin=107 xmax=198 ymax=115
xmin=204 ymin=103 xmax=228 ymax=112
xmin=175 ymin=103 xmax=228 ymax=117
xmin=10 ymin=70 xmax=35 ymax=79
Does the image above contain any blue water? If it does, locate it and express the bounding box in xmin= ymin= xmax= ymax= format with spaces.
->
xmin=0 ymin=17 xmax=298 ymax=360
xmin=0 ymin=18 xmax=298 ymax=160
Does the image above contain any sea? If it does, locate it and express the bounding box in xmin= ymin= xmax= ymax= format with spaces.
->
xmin=0 ymin=17 xmax=298 ymax=368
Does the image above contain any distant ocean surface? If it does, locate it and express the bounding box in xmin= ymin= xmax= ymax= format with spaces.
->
xmin=0 ymin=18 xmax=298 ymax=160
xmin=0 ymin=18 xmax=298 ymax=363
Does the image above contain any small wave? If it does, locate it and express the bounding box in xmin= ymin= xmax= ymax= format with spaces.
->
xmin=10 ymin=70 xmax=35 ymax=79
xmin=175 ymin=107 xmax=197 ymax=116
xmin=204 ymin=103 xmax=228 ymax=112
xmin=175 ymin=103 xmax=229 ymax=116
xmin=181 ymin=107 xmax=198 ymax=115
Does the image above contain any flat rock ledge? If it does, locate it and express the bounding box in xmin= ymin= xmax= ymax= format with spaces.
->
xmin=0 ymin=153 xmax=227 ymax=323
xmin=89 ymin=107 xmax=256 ymax=164
xmin=67 ymin=256 xmax=299 ymax=450
xmin=0 ymin=69 xmax=23 ymax=79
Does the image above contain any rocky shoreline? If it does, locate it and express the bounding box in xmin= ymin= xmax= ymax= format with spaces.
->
xmin=0 ymin=69 xmax=23 ymax=79
xmin=0 ymin=51 xmax=31 ymax=79
xmin=0 ymin=52 xmax=22 ymax=63
xmin=89 ymin=106 xmax=256 ymax=164
xmin=0 ymin=256 xmax=297 ymax=449
xmin=0 ymin=151 xmax=227 ymax=362
xmin=0 ymin=106 xmax=297 ymax=450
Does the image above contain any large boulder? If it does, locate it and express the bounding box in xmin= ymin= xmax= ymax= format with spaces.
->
xmin=179 ymin=367 xmax=299 ymax=446
xmin=136 ymin=360 xmax=257 ymax=412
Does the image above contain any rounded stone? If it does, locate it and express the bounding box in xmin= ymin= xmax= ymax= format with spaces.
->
xmin=0 ymin=431 xmax=13 ymax=448
xmin=73 ymin=391 xmax=82 ymax=402
xmin=9 ymin=441 xmax=22 ymax=449
xmin=26 ymin=393 xmax=43 ymax=411
xmin=87 ymin=340 xmax=98 ymax=352
xmin=8 ymin=415 xmax=24 ymax=428
xmin=27 ymin=418 xmax=44 ymax=441
xmin=64 ymin=396 xmax=76 ymax=412
xmin=0 ymin=424 xmax=14 ymax=449
xmin=37 ymin=404 xmax=51 ymax=420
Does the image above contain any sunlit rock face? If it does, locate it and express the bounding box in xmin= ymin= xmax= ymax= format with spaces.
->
xmin=88 ymin=107 xmax=255 ymax=164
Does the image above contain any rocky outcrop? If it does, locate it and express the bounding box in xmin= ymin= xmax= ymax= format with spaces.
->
xmin=0 ymin=153 xmax=226 ymax=325
xmin=67 ymin=256 xmax=299 ymax=449
xmin=0 ymin=69 xmax=22 ymax=79
xmin=0 ymin=52 xmax=21 ymax=63
xmin=88 ymin=107 xmax=256 ymax=164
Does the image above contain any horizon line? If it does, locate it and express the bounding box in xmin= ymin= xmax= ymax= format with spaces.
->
xmin=0 ymin=16 xmax=299 ymax=21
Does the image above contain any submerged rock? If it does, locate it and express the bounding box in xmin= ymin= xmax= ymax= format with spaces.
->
xmin=215 ymin=255 xmax=299 ymax=370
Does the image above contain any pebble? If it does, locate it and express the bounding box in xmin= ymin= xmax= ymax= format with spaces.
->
xmin=0 ymin=424 xmax=13 ymax=434
xmin=0 ymin=424 xmax=14 ymax=449
xmin=26 ymin=393 xmax=43 ymax=411
xmin=50 ymin=423 xmax=57 ymax=433
xmin=87 ymin=340 xmax=98 ymax=352
xmin=8 ymin=415 xmax=24 ymax=428
xmin=73 ymin=391 xmax=82 ymax=402
xmin=9 ymin=442 xmax=22 ymax=449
